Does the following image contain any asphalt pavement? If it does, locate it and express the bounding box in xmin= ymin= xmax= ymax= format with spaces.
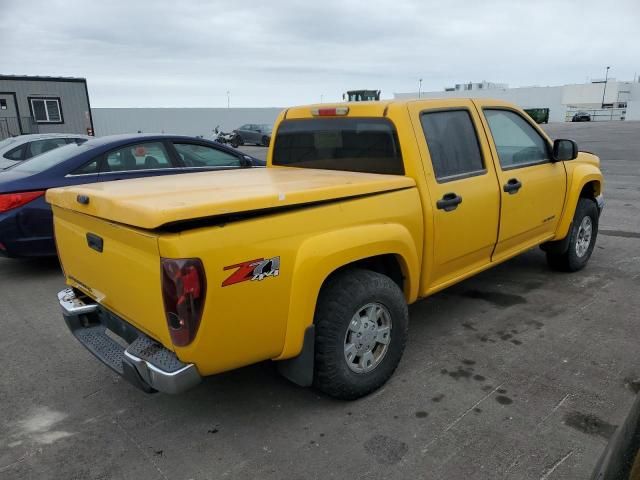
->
xmin=1 ymin=122 xmax=639 ymax=479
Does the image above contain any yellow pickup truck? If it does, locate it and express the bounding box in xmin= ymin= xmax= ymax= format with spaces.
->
xmin=48 ymin=99 xmax=604 ymax=400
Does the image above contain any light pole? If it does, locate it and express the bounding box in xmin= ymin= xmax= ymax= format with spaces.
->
xmin=418 ymin=78 xmax=423 ymax=99
xmin=320 ymin=94 xmax=324 ymax=103
xmin=601 ymin=66 xmax=610 ymax=108
xmin=227 ymin=91 xmax=230 ymax=109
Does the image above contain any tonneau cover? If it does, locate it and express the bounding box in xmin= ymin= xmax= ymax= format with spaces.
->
xmin=46 ymin=167 xmax=415 ymax=230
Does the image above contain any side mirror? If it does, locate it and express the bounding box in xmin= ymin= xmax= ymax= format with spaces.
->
xmin=553 ymin=139 xmax=578 ymax=161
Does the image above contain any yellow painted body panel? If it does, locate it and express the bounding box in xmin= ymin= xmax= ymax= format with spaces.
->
xmin=404 ymin=99 xmax=502 ymax=293
xmin=554 ymin=154 xmax=603 ymax=239
xmin=158 ymin=188 xmax=423 ymax=373
xmin=471 ymin=99 xmax=568 ymax=262
xmin=50 ymin=97 xmax=603 ymax=379
xmin=52 ymin=206 xmax=171 ymax=346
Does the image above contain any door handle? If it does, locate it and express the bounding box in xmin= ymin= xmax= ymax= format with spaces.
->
xmin=436 ymin=192 xmax=463 ymax=212
xmin=503 ymin=178 xmax=522 ymax=194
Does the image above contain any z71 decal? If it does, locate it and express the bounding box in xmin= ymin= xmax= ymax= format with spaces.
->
xmin=222 ymin=257 xmax=280 ymax=287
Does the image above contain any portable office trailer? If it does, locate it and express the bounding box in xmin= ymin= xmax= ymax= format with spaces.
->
xmin=0 ymin=75 xmax=94 ymax=140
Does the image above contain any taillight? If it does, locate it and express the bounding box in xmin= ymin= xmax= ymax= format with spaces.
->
xmin=161 ymin=258 xmax=207 ymax=347
xmin=0 ymin=191 xmax=45 ymax=213
xmin=311 ymin=107 xmax=349 ymax=116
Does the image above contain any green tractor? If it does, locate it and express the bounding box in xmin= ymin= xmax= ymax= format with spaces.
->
xmin=524 ymin=108 xmax=550 ymax=124
xmin=343 ymin=90 xmax=381 ymax=102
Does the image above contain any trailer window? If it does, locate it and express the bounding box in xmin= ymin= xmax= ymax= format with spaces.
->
xmin=273 ymin=118 xmax=404 ymax=175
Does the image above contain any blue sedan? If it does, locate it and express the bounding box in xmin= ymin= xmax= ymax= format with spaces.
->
xmin=0 ymin=134 xmax=264 ymax=258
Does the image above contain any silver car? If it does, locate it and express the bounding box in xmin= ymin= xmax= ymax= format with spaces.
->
xmin=232 ymin=124 xmax=272 ymax=147
xmin=0 ymin=133 xmax=91 ymax=170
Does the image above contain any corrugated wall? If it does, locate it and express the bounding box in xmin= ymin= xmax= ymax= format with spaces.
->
xmin=92 ymin=108 xmax=284 ymax=137
xmin=0 ymin=78 xmax=91 ymax=134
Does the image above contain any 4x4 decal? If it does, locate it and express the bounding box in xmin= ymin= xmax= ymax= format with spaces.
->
xmin=222 ymin=257 xmax=280 ymax=287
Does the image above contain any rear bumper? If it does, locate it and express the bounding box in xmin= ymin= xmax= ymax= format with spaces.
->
xmin=0 ymin=199 xmax=57 ymax=257
xmin=58 ymin=288 xmax=201 ymax=394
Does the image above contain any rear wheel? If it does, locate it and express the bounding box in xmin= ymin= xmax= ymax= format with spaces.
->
xmin=261 ymin=135 xmax=270 ymax=147
xmin=547 ymin=198 xmax=599 ymax=272
xmin=313 ymin=269 xmax=408 ymax=400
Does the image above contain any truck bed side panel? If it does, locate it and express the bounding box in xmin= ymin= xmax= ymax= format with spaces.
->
xmin=157 ymin=187 xmax=423 ymax=376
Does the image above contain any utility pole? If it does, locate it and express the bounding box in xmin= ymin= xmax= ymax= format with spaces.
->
xmin=320 ymin=94 xmax=324 ymax=103
xmin=227 ymin=91 xmax=230 ymax=109
xmin=601 ymin=66 xmax=610 ymax=108
xmin=418 ymin=78 xmax=423 ymax=99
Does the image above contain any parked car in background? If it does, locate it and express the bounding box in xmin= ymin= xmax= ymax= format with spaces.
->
xmin=590 ymin=392 xmax=640 ymax=479
xmin=0 ymin=133 xmax=90 ymax=170
xmin=0 ymin=134 xmax=263 ymax=258
xmin=572 ymin=111 xmax=592 ymax=122
xmin=232 ymin=123 xmax=272 ymax=147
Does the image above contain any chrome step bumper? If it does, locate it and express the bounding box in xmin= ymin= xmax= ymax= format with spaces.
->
xmin=58 ymin=288 xmax=201 ymax=394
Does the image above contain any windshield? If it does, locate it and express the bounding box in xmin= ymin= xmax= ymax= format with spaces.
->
xmin=10 ymin=143 xmax=84 ymax=173
xmin=272 ymin=118 xmax=403 ymax=175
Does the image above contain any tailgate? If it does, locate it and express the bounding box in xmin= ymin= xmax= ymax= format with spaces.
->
xmin=53 ymin=205 xmax=171 ymax=347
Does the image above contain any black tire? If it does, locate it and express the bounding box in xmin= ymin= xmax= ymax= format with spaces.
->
xmin=261 ymin=135 xmax=270 ymax=147
xmin=313 ymin=268 xmax=408 ymax=400
xmin=231 ymin=135 xmax=242 ymax=148
xmin=547 ymin=198 xmax=599 ymax=272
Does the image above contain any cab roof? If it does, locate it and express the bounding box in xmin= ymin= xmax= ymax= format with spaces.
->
xmin=283 ymin=98 xmax=515 ymax=119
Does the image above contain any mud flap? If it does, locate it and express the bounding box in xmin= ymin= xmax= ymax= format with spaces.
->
xmin=540 ymin=223 xmax=572 ymax=255
xmin=277 ymin=325 xmax=315 ymax=387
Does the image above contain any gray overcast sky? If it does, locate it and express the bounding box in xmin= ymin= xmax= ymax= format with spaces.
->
xmin=2 ymin=0 xmax=639 ymax=107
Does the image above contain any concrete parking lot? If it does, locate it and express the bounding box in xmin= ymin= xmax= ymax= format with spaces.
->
xmin=1 ymin=122 xmax=639 ymax=480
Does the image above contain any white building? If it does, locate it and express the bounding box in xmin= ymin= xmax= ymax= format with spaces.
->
xmin=396 ymin=79 xmax=640 ymax=122
xmin=444 ymin=80 xmax=508 ymax=92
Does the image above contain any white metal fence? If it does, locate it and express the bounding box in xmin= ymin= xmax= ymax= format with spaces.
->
xmin=564 ymin=107 xmax=626 ymax=122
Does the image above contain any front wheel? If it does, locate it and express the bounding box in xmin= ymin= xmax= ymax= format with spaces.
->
xmin=313 ymin=269 xmax=408 ymax=400
xmin=547 ymin=198 xmax=599 ymax=272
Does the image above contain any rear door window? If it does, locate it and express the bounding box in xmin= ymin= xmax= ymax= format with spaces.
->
xmin=71 ymin=159 xmax=100 ymax=175
xmin=173 ymin=143 xmax=241 ymax=167
xmin=104 ymin=142 xmax=175 ymax=172
xmin=273 ymin=118 xmax=404 ymax=175
xmin=420 ymin=110 xmax=485 ymax=181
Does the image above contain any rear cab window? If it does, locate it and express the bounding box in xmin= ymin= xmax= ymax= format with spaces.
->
xmin=272 ymin=118 xmax=404 ymax=175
